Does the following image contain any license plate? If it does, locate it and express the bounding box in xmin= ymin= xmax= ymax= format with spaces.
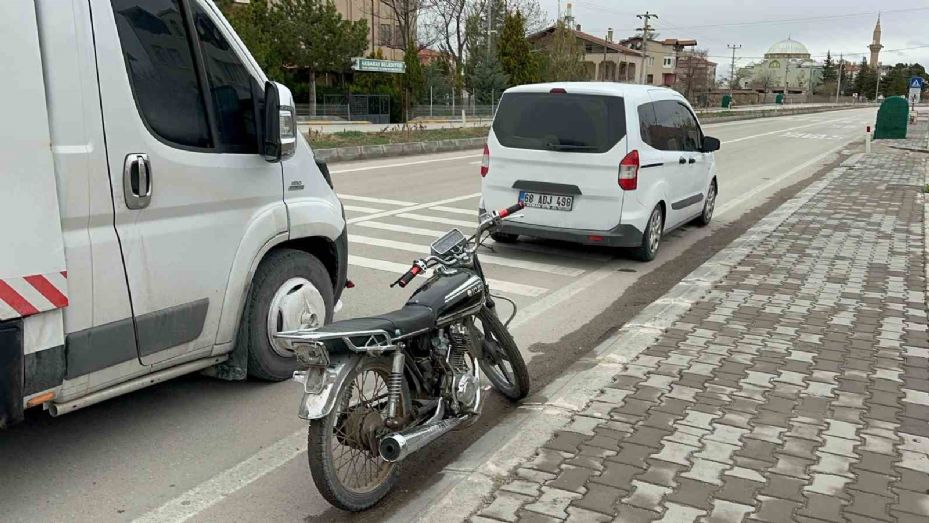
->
xmin=518 ymin=191 xmax=574 ymax=211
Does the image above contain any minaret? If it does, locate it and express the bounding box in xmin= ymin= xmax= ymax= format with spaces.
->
xmin=868 ymin=15 xmax=883 ymax=67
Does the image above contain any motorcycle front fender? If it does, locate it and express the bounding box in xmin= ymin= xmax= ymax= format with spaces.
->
xmin=293 ymin=353 xmax=361 ymax=420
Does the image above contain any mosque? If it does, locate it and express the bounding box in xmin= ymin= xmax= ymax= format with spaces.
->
xmin=737 ymin=17 xmax=884 ymax=94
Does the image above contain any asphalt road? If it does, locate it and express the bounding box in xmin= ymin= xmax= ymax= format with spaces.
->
xmin=0 ymin=107 xmax=876 ymax=523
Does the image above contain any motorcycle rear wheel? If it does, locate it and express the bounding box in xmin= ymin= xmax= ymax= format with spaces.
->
xmin=307 ymin=357 xmax=402 ymax=511
xmin=475 ymin=308 xmax=531 ymax=401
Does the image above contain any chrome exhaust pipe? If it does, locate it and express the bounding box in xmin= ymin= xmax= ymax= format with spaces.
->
xmin=379 ymin=415 xmax=468 ymax=462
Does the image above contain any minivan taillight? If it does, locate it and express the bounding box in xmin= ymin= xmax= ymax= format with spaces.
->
xmin=619 ymin=150 xmax=639 ymax=190
xmin=480 ymin=144 xmax=490 ymax=177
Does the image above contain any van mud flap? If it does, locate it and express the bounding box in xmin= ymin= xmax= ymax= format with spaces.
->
xmin=0 ymin=319 xmax=24 ymax=428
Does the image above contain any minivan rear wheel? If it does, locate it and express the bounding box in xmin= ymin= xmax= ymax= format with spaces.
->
xmin=633 ymin=205 xmax=664 ymax=262
xmin=695 ymin=179 xmax=717 ymax=227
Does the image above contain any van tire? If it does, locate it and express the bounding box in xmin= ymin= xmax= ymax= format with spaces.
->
xmin=491 ymin=232 xmax=519 ymax=243
xmin=694 ymin=179 xmax=717 ymax=227
xmin=242 ymin=249 xmax=334 ymax=381
xmin=633 ymin=205 xmax=664 ymax=262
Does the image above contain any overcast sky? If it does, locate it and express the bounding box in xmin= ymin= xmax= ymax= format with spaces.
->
xmin=535 ymin=0 xmax=929 ymax=76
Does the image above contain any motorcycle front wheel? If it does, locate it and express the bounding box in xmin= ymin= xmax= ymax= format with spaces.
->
xmin=307 ymin=357 xmax=403 ymax=511
xmin=474 ymin=308 xmax=531 ymax=401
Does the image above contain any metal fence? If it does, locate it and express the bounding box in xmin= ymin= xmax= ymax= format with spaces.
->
xmin=409 ymin=104 xmax=496 ymax=119
xmin=295 ymin=94 xmax=391 ymax=123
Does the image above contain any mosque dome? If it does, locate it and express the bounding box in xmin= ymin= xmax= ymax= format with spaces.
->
xmin=766 ymin=38 xmax=811 ymax=57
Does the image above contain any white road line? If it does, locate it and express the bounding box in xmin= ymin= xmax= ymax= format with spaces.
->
xmin=723 ymin=117 xmax=853 ymax=145
xmin=431 ymin=206 xmax=479 ymax=216
xmin=716 ymin=141 xmax=849 ymax=217
xmin=349 ymin=235 xmax=585 ymax=276
xmin=132 ymin=429 xmax=306 ymax=523
xmin=343 ymin=204 xmax=387 ymax=214
xmin=354 ymin=221 xmax=453 ymax=237
xmin=397 ymin=213 xmax=477 ymax=228
xmin=330 ymin=153 xmax=482 ymax=174
xmin=348 ymin=255 xmax=548 ymax=297
xmin=347 ymin=193 xmax=481 ymax=225
xmin=338 ymin=194 xmax=415 ymax=206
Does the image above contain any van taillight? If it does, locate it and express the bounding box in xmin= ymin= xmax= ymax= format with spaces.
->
xmin=619 ymin=150 xmax=639 ymax=190
xmin=480 ymin=144 xmax=490 ymax=177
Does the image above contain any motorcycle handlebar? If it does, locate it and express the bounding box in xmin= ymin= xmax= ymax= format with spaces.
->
xmin=391 ymin=262 xmax=424 ymax=288
xmin=497 ymin=201 xmax=526 ymax=219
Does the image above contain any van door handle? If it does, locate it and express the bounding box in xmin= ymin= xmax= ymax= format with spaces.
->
xmin=123 ymin=153 xmax=152 ymax=210
xmin=688 ymin=158 xmax=696 ymax=164
xmin=678 ymin=157 xmax=687 ymax=164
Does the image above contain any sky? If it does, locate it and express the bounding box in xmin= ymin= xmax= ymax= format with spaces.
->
xmin=535 ymin=0 xmax=929 ymax=77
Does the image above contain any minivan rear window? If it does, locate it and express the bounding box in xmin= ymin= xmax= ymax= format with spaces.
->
xmin=492 ymin=93 xmax=626 ymax=153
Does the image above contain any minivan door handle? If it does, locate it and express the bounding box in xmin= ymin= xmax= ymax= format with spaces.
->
xmin=123 ymin=153 xmax=152 ymax=210
xmin=678 ymin=157 xmax=687 ymax=164
xmin=688 ymin=157 xmax=696 ymax=164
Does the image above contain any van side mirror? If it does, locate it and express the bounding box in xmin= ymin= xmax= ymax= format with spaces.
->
xmin=262 ymin=81 xmax=296 ymax=162
xmin=701 ymin=136 xmax=720 ymax=153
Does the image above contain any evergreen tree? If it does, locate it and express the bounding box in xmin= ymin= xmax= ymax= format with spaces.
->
xmin=821 ymin=51 xmax=836 ymax=84
xmin=217 ymin=0 xmax=284 ymax=78
xmin=470 ymin=48 xmax=509 ymax=104
xmin=402 ymin=42 xmax=425 ymax=120
xmin=497 ymin=10 xmax=537 ymax=87
xmin=274 ymin=0 xmax=368 ymax=116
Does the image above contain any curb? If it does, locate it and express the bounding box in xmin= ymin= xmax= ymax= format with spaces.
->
xmin=387 ymin=152 xmax=863 ymax=523
xmin=312 ymin=106 xmax=865 ymax=164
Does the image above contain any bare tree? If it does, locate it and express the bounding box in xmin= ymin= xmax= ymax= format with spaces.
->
xmin=675 ymin=49 xmax=712 ymax=103
xmin=378 ymin=0 xmax=427 ymax=51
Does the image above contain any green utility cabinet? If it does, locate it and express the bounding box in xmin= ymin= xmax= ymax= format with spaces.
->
xmin=873 ymin=96 xmax=908 ymax=139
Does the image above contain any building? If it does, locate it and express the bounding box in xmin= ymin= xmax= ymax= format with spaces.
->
xmin=674 ymin=51 xmax=718 ymax=100
xmin=527 ymin=25 xmax=643 ymax=82
xmin=619 ymin=36 xmax=698 ymax=86
xmin=738 ymin=38 xmax=823 ymax=93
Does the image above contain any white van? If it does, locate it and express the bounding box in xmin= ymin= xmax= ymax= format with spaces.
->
xmin=480 ymin=83 xmax=720 ymax=261
xmin=1 ymin=1 xmax=346 ymax=427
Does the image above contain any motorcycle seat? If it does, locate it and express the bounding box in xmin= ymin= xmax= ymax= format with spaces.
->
xmin=313 ymin=305 xmax=436 ymax=349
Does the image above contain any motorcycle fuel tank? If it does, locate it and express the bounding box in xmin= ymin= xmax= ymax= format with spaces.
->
xmin=406 ymin=271 xmax=484 ymax=318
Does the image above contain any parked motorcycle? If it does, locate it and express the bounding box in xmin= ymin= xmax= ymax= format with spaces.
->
xmin=275 ymin=202 xmax=531 ymax=511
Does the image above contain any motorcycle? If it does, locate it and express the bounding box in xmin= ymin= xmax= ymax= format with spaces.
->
xmin=275 ymin=202 xmax=531 ymax=511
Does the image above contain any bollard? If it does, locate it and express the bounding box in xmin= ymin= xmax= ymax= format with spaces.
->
xmin=461 ymin=109 xmax=466 ymax=125
xmin=865 ymin=125 xmax=871 ymax=153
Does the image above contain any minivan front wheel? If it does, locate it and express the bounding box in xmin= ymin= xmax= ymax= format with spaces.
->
xmin=634 ymin=205 xmax=664 ymax=261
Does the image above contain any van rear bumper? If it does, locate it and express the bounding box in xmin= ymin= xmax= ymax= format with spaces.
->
xmin=497 ymin=221 xmax=643 ymax=248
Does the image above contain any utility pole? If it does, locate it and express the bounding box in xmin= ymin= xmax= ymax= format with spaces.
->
xmin=835 ymin=53 xmax=843 ymax=104
xmin=727 ymin=44 xmax=741 ymax=97
xmin=636 ymin=11 xmax=658 ymax=84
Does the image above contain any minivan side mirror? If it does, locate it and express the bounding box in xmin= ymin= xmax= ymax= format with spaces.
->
xmin=262 ymin=81 xmax=296 ymax=162
xmin=701 ymin=136 xmax=721 ymax=153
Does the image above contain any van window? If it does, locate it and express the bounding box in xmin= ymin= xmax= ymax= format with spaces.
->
xmin=492 ymin=93 xmax=626 ymax=153
xmin=192 ymin=3 xmax=260 ymax=152
xmin=639 ymin=100 xmax=702 ymax=152
xmin=111 ymin=0 xmax=212 ymax=148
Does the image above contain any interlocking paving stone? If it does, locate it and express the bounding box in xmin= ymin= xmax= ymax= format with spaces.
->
xmin=470 ymin=151 xmax=929 ymax=522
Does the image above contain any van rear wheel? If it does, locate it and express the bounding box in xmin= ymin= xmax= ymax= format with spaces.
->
xmin=241 ymin=249 xmax=334 ymax=381
xmin=633 ymin=205 xmax=664 ymax=262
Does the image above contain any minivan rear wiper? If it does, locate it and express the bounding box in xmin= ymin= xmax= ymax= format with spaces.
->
xmin=545 ymin=142 xmax=597 ymax=151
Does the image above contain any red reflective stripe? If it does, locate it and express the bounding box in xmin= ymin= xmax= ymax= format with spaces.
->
xmin=24 ymin=275 xmax=69 ymax=309
xmin=0 ymin=280 xmax=40 ymax=316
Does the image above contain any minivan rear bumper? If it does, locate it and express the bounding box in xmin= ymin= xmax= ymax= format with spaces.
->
xmin=496 ymin=220 xmax=643 ymax=248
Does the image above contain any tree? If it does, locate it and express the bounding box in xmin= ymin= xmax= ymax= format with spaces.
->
xmin=275 ymin=0 xmax=368 ymax=116
xmin=402 ymin=41 xmax=425 ymax=119
xmin=752 ymin=68 xmax=777 ymax=95
xmin=852 ymin=57 xmax=876 ymax=100
xmin=379 ymin=0 xmax=427 ymax=51
xmin=821 ymin=51 xmax=836 ymax=85
xmin=470 ymin=48 xmax=509 ymax=104
xmin=497 ymin=9 xmax=536 ymax=86
xmin=427 ymin=0 xmax=469 ymax=104
xmin=675 ymin=49 xmax=712 ymax=103
xmin=217 ymin=0 xmax=284 ymax=79
xmin=537 ymin=21 xmax=586 ymax=82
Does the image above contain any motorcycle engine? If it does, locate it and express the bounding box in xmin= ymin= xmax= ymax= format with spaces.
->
xmin=434 ymin=325 xmax=481 ymax=415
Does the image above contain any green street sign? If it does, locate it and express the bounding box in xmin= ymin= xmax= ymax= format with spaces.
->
xmin=352 ymin=58 xmax=406 ymax=74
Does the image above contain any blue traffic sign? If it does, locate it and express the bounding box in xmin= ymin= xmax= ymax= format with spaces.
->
xmin=910 ymin=76 xmax=925 ymax=89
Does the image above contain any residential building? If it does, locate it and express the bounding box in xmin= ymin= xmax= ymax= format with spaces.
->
xmin=619 ymin=36 xmax=697 ymax=86
xmin=527 ymin=25 xmax=642 ymax=82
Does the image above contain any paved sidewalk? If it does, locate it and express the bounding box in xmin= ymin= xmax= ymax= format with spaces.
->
xmin=461 ymin=149 xmax=929 ymax=523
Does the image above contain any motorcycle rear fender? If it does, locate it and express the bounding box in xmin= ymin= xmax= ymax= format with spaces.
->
xmin=294 ymin=353 xmax=361 ymax=420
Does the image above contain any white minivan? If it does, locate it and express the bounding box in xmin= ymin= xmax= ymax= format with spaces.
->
xmin=1 ymin=0 xmax=346 ymax=426
xmin=480 ymin=83 xmax=720 ymax=261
